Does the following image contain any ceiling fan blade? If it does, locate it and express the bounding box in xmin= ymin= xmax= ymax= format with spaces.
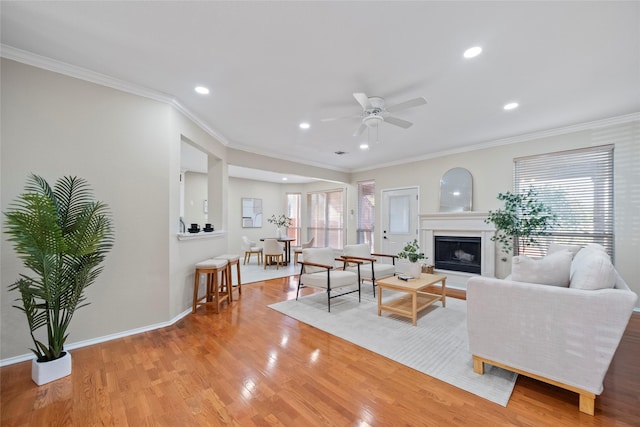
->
xmin=385 ymin=97 xmax=427 ymax=113
xmin=320 ymin=113 xmax=361 ymax=122
xmin=353 ymin=123 xmax=368 ymax=136
xmin=384 ymin=116 xmax=413 ymax=129
xmin=353 ymin=93 xmax=371 ymax=110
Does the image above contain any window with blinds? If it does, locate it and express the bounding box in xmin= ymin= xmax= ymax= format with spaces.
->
xmin=357 ymin=181 xmax=375 ymax=251
xmin=307 ymin=189 xmax=344 ymax=249
xmin=514 ymin=145 xmax=614 ymax=258
xmin=286 ymin=193 xmax=301 ymax=246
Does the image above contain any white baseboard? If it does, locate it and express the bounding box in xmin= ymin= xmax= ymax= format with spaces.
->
xmin=0 ymin=308 xmax=192 ymax=367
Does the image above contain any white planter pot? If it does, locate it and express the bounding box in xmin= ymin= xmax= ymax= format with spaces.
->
xmin=408 ymin=262 xmax=422 ymax=278
xmin=32 ymin=351 xmax=72 ymax=385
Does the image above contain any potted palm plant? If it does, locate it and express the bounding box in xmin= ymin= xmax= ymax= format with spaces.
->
xmin=4 ymin=174 xmax=114 ymax=385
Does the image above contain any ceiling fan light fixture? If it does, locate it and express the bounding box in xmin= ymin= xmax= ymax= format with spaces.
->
xmin=463 ymin=46 xmax=482 ymax=58
xmin=363 ymin=114 xmax=384 ymax=128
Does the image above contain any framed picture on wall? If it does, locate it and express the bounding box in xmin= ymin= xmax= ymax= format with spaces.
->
xmin=242 ymin=198 xmax=263 ymax=228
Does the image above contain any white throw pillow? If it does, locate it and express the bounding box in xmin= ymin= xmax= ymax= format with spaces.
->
xmin=547 ymin=243 xmax=582 ymax=258
xmin=570 ymin=244 xmax=608 ymax=279
xmin=570 ymin=248 xmax=616 ymax=290
xmin=511 ymin=250 xmax=573 ymax=287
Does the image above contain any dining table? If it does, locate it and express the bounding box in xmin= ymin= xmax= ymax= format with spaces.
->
xmin=259 ymin=237 xmax=296 ymax=265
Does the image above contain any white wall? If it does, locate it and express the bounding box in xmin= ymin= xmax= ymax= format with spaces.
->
xmin=227 ymin=178 xmax=285 ymax=255
xmin=1 ymin=59 xmax=229 ymax=361
xmin=226 ymin=177 xmax=352 ymax=255
xmin=352 ymin=119 xmax=640 ymax=298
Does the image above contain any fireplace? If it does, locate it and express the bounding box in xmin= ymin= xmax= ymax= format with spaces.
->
xmin=434 ymin=236 xmax=481 ymax=274
xmin=419 ymin=212 xmax=496 ymax=279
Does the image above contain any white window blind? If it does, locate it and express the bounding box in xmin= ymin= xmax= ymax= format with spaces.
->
xmin=514 ymin=145 xmax=614 ymax=258
xmin=286 ymin=193 xmax=301 ymax=246
xmin=357 ymin=181 xmax=375 ymax=251
xmin=307 ymin=189 xmax=344 ymax=249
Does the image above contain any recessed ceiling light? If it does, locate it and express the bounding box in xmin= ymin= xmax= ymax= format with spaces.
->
xmin=195 ymin=86 xmax=210 ymax=95
xmin=299 ymin=122 xmax=310 ymax=129
xmin=504 ymin=102 xmax=519 ymax=110
xmin=360 ymin=143 xmax=369 ymax=150
xmin=463 ymin=46 xmax=482 ymax=59
xmin=282 ymin=177 xmax=288 ymax=181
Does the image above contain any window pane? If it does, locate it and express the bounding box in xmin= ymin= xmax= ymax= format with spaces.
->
xmin=357 ymin=181 xmax=375 ymax=251
xmin=514 ymin=145 xmax=614 ymax=258
xmin=286 ymin=193 xmax=301 ymax=245
xmin=307 ymin=189 xmax=344 ymax=249
xmin=389 ymin=195 xmax=410 ymax=234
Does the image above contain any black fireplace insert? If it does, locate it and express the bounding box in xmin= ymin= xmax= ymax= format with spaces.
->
xmin=434 ymin=236 xmax=481 ymax=274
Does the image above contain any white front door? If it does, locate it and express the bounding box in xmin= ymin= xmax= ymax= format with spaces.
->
xmin=380 ymin=187 xmax=419 ymax=256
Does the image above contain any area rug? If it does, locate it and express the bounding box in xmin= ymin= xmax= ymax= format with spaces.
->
xmin=239 ymin=262 xmax=299 ymax=284
xmin=268 ymin=291 xmax=517 ymax=406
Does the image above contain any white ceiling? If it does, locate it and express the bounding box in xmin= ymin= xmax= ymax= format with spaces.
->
xmin=2 ymin=1 xmax=639 ymax=177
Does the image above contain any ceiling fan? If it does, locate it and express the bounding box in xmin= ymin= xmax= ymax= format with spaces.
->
xmin=322 ymin=93 xmax=427 ymax=136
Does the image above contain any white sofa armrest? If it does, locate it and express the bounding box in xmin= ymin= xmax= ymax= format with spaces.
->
xmin=467 ymin=276 xmax=637 ymax=395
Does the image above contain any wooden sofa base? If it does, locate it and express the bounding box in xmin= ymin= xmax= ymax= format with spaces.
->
xmin=472 ymin=355 xmax=596 ymax=415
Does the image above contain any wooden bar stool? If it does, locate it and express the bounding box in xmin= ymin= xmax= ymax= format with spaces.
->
xmin=215 ymin=254 xmax=242 ymax=301
xmin=192 ymin=258 xmax=230 ymax=314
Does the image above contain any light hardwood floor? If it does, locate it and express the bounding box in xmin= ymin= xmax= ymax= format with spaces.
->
xmin=1 ymin=276 xmax=638 ymax=426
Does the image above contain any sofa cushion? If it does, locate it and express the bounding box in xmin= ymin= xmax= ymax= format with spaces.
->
xmin=547 ymin=243 xmax=582 ymax=258
xmin=346 ymin=262 xmax=395 ymax=280
xmin=570 ymin=247 xmax=616 ymax=290
xmin=301 ymin=270 xmax=358 ymax=289
xmin=511 ymin=250 xmax=573 ymax=287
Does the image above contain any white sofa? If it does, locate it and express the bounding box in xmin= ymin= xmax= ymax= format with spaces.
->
xmin=467 ymin=244 xmax=637 ymax=415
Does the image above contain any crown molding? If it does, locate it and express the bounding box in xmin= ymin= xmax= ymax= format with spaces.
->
xmin=1 ymin=44 xmax=230 ymax=146
xmin=353 ymin=112 xmax=640 ymax=173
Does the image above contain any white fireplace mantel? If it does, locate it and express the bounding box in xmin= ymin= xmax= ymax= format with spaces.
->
xmin=419 ymin=212 xmax=496 ymax=279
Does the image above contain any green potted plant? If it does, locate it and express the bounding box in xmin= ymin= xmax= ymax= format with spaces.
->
xmin=4 ymin=174 xmax=114 ymax=385
xmin=485 ymin=187 xmax=557 ymax=256
xmin=397 ymin=239 xmax=427 ymax=277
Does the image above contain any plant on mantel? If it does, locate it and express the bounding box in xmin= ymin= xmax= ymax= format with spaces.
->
xmin=4 ymin=174 xmax=114 ymax=363
xmin=484 ymin=187 xmax=557 ymax=255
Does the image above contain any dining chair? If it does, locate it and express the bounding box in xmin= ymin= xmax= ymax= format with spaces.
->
xmin=242 ymin=236 xmax=263 ymax=265
xmin=263 ymin=238 xmax=285 ymax=269
xmin=293 ymin=237 xmax=315 ymax=265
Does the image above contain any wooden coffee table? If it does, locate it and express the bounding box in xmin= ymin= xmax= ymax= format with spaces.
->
xmin=377 ymin=273 xmax=447 ymax=326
